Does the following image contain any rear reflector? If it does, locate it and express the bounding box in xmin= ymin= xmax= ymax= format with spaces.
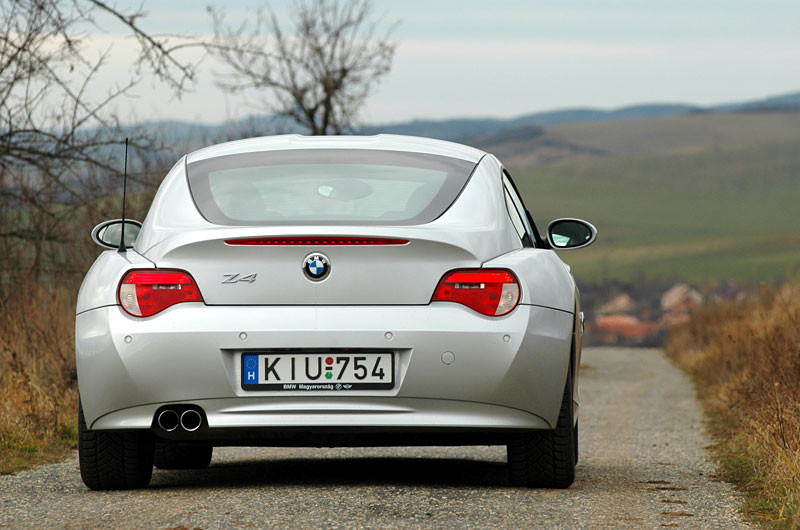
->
xmin=432 ymin=269 xmax=521 ymax=316
xmin=118 ymin=270 xmax=203 ymax=317
xmin=224 ymin=237 xmax=409 ymax=246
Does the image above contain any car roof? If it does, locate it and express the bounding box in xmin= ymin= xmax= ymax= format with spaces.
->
xmin=185 ymin=134 xmax=487 ymax=165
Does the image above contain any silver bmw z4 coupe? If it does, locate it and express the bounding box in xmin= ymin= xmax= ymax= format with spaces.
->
xmin=76 ymin=134 xmax=596 ymax=490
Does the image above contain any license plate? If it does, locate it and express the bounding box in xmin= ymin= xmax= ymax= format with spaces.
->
xmin=241 ymin=352 xmax=394 ymax=391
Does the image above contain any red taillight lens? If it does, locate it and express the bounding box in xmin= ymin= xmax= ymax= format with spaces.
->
xmin=118 ymin=270 xmax=204 ymax=317
xmin=432 ymin=269 xmax=521 ymax=316
xmin=225 ymin=237 xmax=409 ymax=246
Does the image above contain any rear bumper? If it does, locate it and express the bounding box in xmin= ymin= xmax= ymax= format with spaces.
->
xmin=94 ymin=397 xmax=552 ymax=436
xmin=76 ymin=303 xmax=573 ymax=433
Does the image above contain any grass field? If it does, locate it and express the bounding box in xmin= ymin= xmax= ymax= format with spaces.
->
xmin=512 ymin=139 xmax=800 ymax=285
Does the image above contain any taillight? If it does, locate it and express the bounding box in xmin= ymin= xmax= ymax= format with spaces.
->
xmin=225 ymin=237 xmax=408 ymax=246
xmin=432 ymin=269 xmax=520 ymax=316
xmin=118 ymin=270 xmax=204 ymax=317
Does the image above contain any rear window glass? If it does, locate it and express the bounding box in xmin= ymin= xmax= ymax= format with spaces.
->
xmin=186 ymin=149 xmax=477 ymax=225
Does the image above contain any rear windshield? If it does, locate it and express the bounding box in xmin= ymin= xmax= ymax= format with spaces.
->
xmin=186 ymin=149 xmax=477 ymax=225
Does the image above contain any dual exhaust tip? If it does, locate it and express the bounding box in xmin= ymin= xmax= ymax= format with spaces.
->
xmin=157 ymin=408 xmax=203 ymax=432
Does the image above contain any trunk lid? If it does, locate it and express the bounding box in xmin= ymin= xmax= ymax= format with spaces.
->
xmin=150 ymin=228 xmax=483 ymax=305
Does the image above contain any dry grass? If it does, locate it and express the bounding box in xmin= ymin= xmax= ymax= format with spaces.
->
xmin=666 ymin=281 xmax=800 ymax=528
xmin=0 ymin=283 xmax=79 ymax=475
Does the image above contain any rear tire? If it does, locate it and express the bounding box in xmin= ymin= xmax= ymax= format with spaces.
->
xmin=154 ymin=443 xmax=213 ymax=470
xmin=507 ymin=364 xmax=577 ymax=488
xmin=78 ymin=401 xmax=154 ymax=490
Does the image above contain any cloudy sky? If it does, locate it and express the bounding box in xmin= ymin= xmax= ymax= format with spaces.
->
xmin=88 ymin=0 xmax=800 ymax=125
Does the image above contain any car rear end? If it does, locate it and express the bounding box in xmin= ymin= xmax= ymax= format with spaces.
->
xmin=75 ymin=135 xmax=576 ymax=489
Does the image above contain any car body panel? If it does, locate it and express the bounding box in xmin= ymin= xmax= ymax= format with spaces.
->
xmin=77 ymin=303 xmax=572 ymax=430
xmin=91 ymin=398 xmax=552 ymax=434
xmin=134 ymin=158 xmax=212 ymax=255
xmin=484 ymin=248 xmax=576 ymax=312
xmin=157 ymin=235 xmax=480 ymax=306
xmin=76 ymin=251 xmax=154 ymax=314
xmin=185 ymin=134 xmax=486 ymax=165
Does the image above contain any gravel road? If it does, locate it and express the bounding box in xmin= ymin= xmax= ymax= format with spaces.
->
xmin=1 ymin=348 xmax=751 ymax=529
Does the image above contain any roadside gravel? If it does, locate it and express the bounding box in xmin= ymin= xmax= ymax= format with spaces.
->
xmin=0 ymin=348 xmax=751 ymax=529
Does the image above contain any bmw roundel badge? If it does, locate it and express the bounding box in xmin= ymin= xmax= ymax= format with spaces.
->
xmin=302 ymin=252 xmax=331 ymax=281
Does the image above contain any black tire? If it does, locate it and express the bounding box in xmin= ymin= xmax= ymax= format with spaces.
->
xmin=507 ymin=364 xmax=577 ymax=488
xmin=78 ymin=401 xmax=154 ymax=490
xmin=154 ymin=443 xmax=213 ymax=470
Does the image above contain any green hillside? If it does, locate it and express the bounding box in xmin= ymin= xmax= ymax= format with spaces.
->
xmin=486 ymin=111 xmax=800 ymax=168
xmin=513 ymin=139 xmax=800 ymax=285
xmin=546 ymin=111 xmax=800 ymax=156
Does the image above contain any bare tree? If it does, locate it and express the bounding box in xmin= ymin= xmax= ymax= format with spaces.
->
xmin=0 ymin=0 xmax=201 ymax=290
xmin=208 ymin=0 xmax=397 ymax=135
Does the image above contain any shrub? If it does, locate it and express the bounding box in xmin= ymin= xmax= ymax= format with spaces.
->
xmin=667 ymin=281 xmax=800 ymax=526
xmin=0 ymin=284 xmax=78 ymax=473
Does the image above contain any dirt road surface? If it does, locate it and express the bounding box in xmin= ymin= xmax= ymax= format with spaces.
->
xmin=0 ymin=348 xmax=751 ymax=529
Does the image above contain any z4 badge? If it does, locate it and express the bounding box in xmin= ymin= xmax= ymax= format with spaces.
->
xmin=221 ymin=273 xmax=257 ymax=284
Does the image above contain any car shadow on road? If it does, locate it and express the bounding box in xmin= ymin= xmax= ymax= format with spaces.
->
xmin=149 ymin=457 xmax=511 ymax=489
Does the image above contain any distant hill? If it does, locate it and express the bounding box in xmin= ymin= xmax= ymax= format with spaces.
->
xmin=363 ymin=104 xmax=703 ymax=141
xmin=138 ymin=89 xmax=800 ymax=149
xmin=360 ymin=117 xmax=510 ymax=142
xmin=363 ymin=90 xmax=800 ymax=142
xmin=481 ymin=110 xmax=800 ymax=168
xmin=714 ymin=91 xmax=800 ymax=112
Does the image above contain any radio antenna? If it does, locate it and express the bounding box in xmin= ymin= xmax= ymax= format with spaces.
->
xmin=117 ymin=138 xmax=129 ymax=253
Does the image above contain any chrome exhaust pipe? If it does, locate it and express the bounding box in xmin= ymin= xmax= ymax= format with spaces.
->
xmin=157 ymin=409 xmax=179 ymax=432
xmin=180 ymin=409 xmax=202 ymax=432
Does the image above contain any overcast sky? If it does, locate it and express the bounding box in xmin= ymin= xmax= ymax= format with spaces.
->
xmin=88 ymin=0 xmax=800 ymax=125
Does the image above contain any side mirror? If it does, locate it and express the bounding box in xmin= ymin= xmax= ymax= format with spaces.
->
xmin=91 ymin=219 xmax=142 ymax=250
xmin=546 ymin=218 xmax=597 ymax=250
